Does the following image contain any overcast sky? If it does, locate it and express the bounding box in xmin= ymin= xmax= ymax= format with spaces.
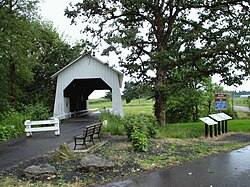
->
xmin=39 ymin=0 xmax=249 ymax=93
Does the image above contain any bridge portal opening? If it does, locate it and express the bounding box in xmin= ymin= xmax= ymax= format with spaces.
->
xmin=63 ymin=78 xmax=111 ymax=113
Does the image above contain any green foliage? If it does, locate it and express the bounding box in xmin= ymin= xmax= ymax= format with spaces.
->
xmin=123 ymin=81 xmax=151 ymax=104
xmin=131 ymin=128 xmax=148 ymax=152
xmin=99 ymin=112 xmax=124 ymax=135
xmin=0 ymin=103 xmax=52 ymax=141
xmin=66 ymin=0 xmax=250 ymax=125
xmin=0 ymin=1 xmax=83 ymax=114
xmin=104 ymin=91 xmax=112 ymax=101
xmin=123 ymin=114 xmax=158 ymax=140
xmin=0 ymin=109 xmax=26 ymax=141
xmin=22 ymin=102 xmax=51 ymax=120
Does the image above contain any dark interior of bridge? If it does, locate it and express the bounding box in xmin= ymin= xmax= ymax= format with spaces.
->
xmin=63 ymin=78 xmax=111 ymax=112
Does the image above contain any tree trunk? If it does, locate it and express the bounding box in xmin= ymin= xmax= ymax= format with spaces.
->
xmin=208 ymin=101 xmax=211 ymax=114
xmin=154 ymin=67 xmax=166 ymax=126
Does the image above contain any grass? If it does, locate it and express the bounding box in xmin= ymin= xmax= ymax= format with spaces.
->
xmin=89 ymin=98 xmax=154 ymax=115
xmin=231 ymin=97 xmax=249 ymax=107
xmin=158 ymin=120 xmax=250 ymax=139
xmin=237 ymin=110 xmax=250 ymax=119
xmin=123 ymin=99 xmax=154 ymax=115
xmin=158 ymin=122 xmax=204 ymax=139
xmin=229 ymin=119 xmax=250 ymax=132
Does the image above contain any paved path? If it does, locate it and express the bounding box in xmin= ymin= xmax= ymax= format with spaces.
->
xmin=0 ymin=113 xmax=99 ymax=172
xmin=234 ymin=106 xmax=250 ymax=112
xmin=102 ymin=146 xmax=250 ymax=187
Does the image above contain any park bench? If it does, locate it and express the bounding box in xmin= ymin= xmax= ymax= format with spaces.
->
xmin=24 ymin=118 xmax=60 ymax=137
xmin=74 ymin=122 xmax=103 ymax=150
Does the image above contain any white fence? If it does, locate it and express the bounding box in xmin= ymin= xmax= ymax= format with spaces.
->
xmin=55 ymin=108 xmax=99 ymax=120
xmin=24 ymin=118 xmax=60 ymax=137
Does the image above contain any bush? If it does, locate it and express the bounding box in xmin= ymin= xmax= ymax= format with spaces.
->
xmin=0 ymin=103 xmax=51 ymax=141
xmin=123 ymin=114 xmax=158 ymax=140
xmin=123 ymin=114 xmax=158 ymax=152
xmin=22 ymin=102 xmax=51 ymax=120
xmin=0 ymin=108 xmax=26 ymax=141
xmin=131 ymin=128 xmax=148 ymax=152
xmin=99 ymin=111 xmax=124 ymax=135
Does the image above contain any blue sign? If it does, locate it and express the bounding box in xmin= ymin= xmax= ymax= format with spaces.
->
xmin=215 ymin=101 xmax=227 ymax=110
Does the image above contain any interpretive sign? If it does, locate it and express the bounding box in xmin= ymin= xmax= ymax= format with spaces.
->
xmin=209 ymin=114 xmax=225 ymax=122
xmin=217 ymin=113 xmax=232 ymax=120
xmin=199 ymin=117 xmax=218 ymax=125
xmin=214 ymin=92 xmax=227 ymax=110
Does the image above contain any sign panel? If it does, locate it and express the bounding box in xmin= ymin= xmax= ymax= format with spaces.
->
xmin=214 ymin=92 xmax=227 ymax=110
xmin=199 ymin=117 xmax=218 ymax=126
xmin=217 ymin=113 xmax=232 ymax=120
xmin=209 ymin=114 xmax=225 ymax=122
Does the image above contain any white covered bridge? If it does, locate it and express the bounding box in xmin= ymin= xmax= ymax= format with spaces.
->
xmin=51 ymin=54 xmax=124 ymax=119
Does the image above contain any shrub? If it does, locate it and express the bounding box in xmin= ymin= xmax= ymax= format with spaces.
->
xmin=99 ymin=111 xmax=124 ymax=135
xmin=123 ymin=114 xmax=158 ymax=140
xmin=22 ymin=102 xmax=51 ymax=120
xmin=0 ymin=103 xmax=51 ymax=141
xmin=131 ymin=128 xmax=148 ymax=152
xmin=0 ymin=108 xmax=26 ymax=141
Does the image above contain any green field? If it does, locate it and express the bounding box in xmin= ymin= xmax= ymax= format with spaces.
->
xmin=89 ymin=98 xmax=154 ymax=115
xmin=231 ymin=97 xmax=249 ymax=107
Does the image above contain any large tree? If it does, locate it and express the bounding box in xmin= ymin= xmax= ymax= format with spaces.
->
xmin=26 ymin=21 xmax=84 ymax=111
xmin=0 ymin=0 xmax=83 ymax=112
xmin=65 ymin=0 xmax=250 ymax=125
xmin=0 ymin=0 xmax=39 ymax=110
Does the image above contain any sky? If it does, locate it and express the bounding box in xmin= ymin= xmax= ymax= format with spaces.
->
xmin=39 ymin=0 xmax=250 ymax=94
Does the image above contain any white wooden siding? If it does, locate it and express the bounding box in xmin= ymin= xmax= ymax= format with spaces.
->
xmin=53 ymin=55 xmax=124 ymax=118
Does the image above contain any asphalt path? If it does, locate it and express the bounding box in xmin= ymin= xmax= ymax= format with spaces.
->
xmin=0 ymin=113 xmax=99 ymax=172
xmin=102 ymin=146 xmax=250 ymax=187
xmin=234 ymin=106 xmax=250 ymax=112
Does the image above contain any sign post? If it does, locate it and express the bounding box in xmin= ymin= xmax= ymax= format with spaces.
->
xmin=214 ymin=92 xmax=227 ymax=111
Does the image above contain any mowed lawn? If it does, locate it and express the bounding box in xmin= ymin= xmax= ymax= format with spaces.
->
xmin=89 ymin=98 xmax=154 ymax=115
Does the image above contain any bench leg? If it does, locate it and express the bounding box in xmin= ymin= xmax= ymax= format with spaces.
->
xmin=74 ymin=138 xmax=77 ymax=150
xmin=97 ymin=133 xmax=101 ymax=142
xmin=89 ymin=135 xmax=95 ymax=145
xmin=74 ymin=137 xmax=87 ymax=150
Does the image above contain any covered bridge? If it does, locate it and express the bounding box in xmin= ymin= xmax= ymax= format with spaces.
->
xmin=51 ymin=54 xmax=124 ymax=119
